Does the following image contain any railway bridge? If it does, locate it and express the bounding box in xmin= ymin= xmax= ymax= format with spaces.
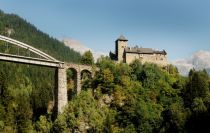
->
xmin=0 ymin=35 xmax=95 ymax=114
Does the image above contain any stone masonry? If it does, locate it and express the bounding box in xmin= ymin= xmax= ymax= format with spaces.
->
xmin=110 ymin=35 xmax=168 ymax=66
xmin=56 ymin=63 xmax=94 ymax=113
xmin=56 ymin=68 xmax=68 ymax=114
xmin=0 ymin=35 xmax=96 ymax=115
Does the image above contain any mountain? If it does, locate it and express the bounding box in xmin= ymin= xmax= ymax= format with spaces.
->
xmin=0 ymin=10 xmax=81 ymax=63
xmin=62 ymin=39 xmax=91 ymax=54
xmin=62 ymin=38 xmax=107 ymax=62
xmin=0 ymin=10 xmax=82 ymax=124
xmin=172 ymin=50 xmax=210 ymax=76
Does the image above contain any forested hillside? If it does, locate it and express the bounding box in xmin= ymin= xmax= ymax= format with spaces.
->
xmin=0 ymin=10 xmax=81 ymax=132
xmin=0 ymin=10 xmax=210 ymax=133
xmin=52 ymin=58 xmax=210 ymax=133
xmin=0 ymin=10 xmax=81 ymax=62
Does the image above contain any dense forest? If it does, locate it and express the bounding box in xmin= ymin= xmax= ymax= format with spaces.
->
xmin=0 ymin=10 xmax=80 ymax=132
xmin=1 ymin=10 xmax=210 ymax=133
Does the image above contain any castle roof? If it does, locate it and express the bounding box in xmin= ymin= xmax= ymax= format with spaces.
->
xmin=125 ymin=47 xmax=167 ymax=55
xmin=116 ymin=35 xmax=128 ymax=41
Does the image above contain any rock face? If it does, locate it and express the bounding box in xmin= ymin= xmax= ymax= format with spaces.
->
xmin=172 ymin=50 xmax=210 ymax=76
xmin=63 ymin=39 xmax=91 ymax=54
xmin=99 ymin=94 xmax=113 ymax=107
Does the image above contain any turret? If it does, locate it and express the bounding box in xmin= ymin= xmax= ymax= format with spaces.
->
xmin=115 ymin=35 xmax=128 ymax=62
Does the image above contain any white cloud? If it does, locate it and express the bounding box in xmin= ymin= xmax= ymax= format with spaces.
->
xmin=172 ymin=50 xmax=210 ymax=76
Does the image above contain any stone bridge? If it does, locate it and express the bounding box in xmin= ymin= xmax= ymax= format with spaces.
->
xmin=0 ymin=35 xmax=96 ymax=114
xmin=56 ymin=63 xmax=95 ymax=113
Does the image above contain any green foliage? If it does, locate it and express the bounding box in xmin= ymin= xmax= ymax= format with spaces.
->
xmin=0 ymin=10 xmax=81 ymax=132
xmin=192 ymin=98 xmax=207 ymax=113
xmin=184 ymin=70 xmax=209 ymax=108
xmin=183 ymin=70 xmax=210 ymax=133
xmin=96 ymin=56 xmax=115 ymax=70
xmin=0 ymin=121 xmax=4 ymax=131
xmin=52 ymin=115 xmax=68 ymax=133
xmin=102 ymin=68 xmax=114 ymax=84
xmin=161 ymin=101 xmax=187 ymax=132
xmin=53 ymin=90 xmax=112 ymax=132
xmin=81 ymin=50 xmax=94 ymax=65
xmin=1 ymin=10 xmax=210 ymax=133
xmin=0 ymin=11 xmax=81 ymax=63
xmin=35 ymin=115 xmax=52 ymax=133
xmin=130 ymin=59 xmax=143 ymax=81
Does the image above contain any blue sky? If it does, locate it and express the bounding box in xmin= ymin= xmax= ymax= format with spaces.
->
xmin=1 ymin=0 xmax=210 ymax=61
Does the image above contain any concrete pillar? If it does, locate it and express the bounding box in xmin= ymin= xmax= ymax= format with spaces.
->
xmin=55 ymin=68 xmax=67 ymax=114
xmin=77 ymin=70 xmax=81 ymax=94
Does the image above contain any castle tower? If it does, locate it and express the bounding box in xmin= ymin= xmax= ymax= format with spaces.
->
xmin=115 ymin=35 xmax=128 ymax=62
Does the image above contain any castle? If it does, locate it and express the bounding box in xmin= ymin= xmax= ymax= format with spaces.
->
xmin=110 ymin=35 xmax=168 ymax=66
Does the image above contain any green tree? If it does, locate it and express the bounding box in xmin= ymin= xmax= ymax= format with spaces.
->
xmin=52 ymin=115 xmax=68 ymax=133
xmin=161 ymin=102 xmax=187 ymax=133
xmin=81 ymin=50 xmax=94 ymax=65
xmin=129 ymin=59 xmax=143 ymax=81
xmin=96 ymin=56 xmax=115 ymax=71
xmin=183 ymin=70 xmax=210 ymax=133
xmin=53 ymin=90 xmax=111 ymax=132
xmin=184 ymin=70 xmax=209 ymax=107
xmin=192 ymin=98 xmax=207 ymax=113
xmin=35 ymin=115 xmax=52 ymax=133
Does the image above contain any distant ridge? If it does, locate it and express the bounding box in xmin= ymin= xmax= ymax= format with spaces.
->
xmin=62 ymin=38 xmax=107 ymax=62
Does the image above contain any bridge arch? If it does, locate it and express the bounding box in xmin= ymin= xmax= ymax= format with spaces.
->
xmin=0 ymin=35 xmax=96 ymax=114
xmin=0 ymin=35 xmax=58 ymax=61
xmin=81 ymin=69 xmax=93 ymax=91
xmin=65 ymin=63 xmax=94 ymax=94
xmin=0 ymin=35 xmax=63 ymax=68
xmin=66 ymin=68 xmax=77 ymax=100
xmin=81 ymin=69 xmax=92 ymax=79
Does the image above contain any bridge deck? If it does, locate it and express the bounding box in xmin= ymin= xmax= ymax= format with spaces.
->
xmin=0 ymin=53 xmax=64 ymax=68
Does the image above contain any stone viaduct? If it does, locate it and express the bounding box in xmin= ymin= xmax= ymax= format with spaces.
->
xmin=56 ymin=63 xmax=95 ymax=113
xmin=0 ymin=35 xmax=95 ymax=114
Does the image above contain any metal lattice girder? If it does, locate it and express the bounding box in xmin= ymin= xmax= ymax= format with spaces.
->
xmin=0 ymin=35 xmax=58 ymax=61
xmin=0 ymin=53 xmax=63 ymax=68
xmin=0 ymin=35 xmax=64 ymax=68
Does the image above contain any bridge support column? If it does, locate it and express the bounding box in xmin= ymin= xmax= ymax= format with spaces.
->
xmin=77 ymin=71 xmax=81 ymax=94
xmin=55 ymin=68 xmax=67 ymax=114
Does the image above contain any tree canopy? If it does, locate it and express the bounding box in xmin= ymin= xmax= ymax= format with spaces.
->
xmin=81 ymin=50 xmax=94 ymax=65
xmin=0 ymin=10 xmax=210 ymax=133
